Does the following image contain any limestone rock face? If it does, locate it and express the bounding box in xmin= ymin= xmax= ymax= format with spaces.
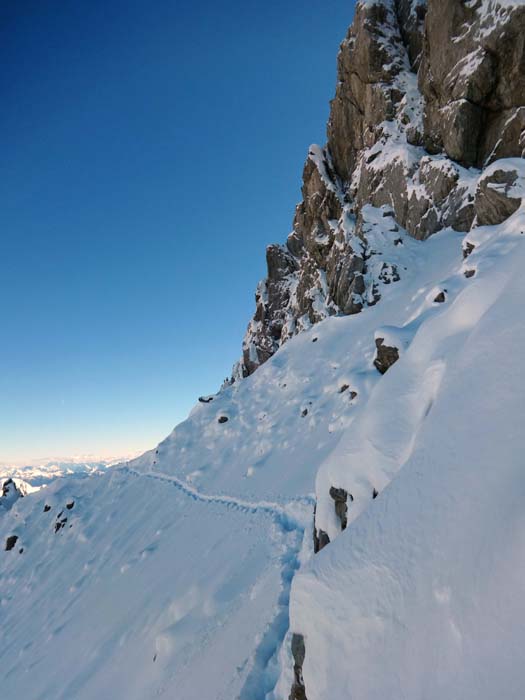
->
xmin=420 ymin=0 xmax=525 ymax=167
xmin=475 ymin=166 xmax=523 ymax=226
xmin=327 ymin=1 xmax=408 ymax=184
xmin=233 ymin=0 xmax=525 ymax=379
xmin=396 ymin=0 xmax=427 ymax=68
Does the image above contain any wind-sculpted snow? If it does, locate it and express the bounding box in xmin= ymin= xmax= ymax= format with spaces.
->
xmin=286 ymin=194 xmax=525 ymax=700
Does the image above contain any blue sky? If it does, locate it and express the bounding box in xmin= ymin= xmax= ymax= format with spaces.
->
xmin=1 ymin=0 xmax=355 ymax=464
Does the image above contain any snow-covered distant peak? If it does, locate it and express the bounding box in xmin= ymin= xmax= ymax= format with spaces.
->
xmin=0 ymin=478 xmax=37 ymax=511
xmin=0 ymin=455 xmax=136 ymax=488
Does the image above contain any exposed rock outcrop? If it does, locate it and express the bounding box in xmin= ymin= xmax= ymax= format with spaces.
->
xmin=475 ymin=165 xmax=522 ymax=225
xmin=234 ymin=0 xmax=525 ymax=379
xmin=420 ymin=1 xmax=525 ymax=167
xmin=0 ymin=477 xmax=27 ymax=511
xmin=374 ymin=337 xmax=400 ymax=374
xmin=313 ymin=525 xmax=330 ymax=554
xmin=289 ymin=633 xmax=308 ymax=700
xmin=5 ymin=535 xmax=18 ymax=551
xmin=329 ymin=486 xmax=350 ymax=531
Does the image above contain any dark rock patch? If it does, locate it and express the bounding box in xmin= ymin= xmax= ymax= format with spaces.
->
xmin=464 ymin=269 xmax=476 ymax=279
xmin=43 ymin=505 xmax=51 ymax=513
xmin=313 ymin=523 xmax=330 ymax=554
xmin=198 ymin=396 xmax=214 ymax=404
xmin=463 ymin=241 xmax=475 ymax=259
xmin=2 ymin=478 xmax=14 ymax=497
xmin=55 ymin=518 xmax=68 ymax=533
xmin=217 ymin=416 xmax=229 ymax=424
xmin=339 ymin=384 xmax=350 ymax=394
xmin=373 ymin=488 xmax=379 ymax=499
xmin=289 ymin=633 xmax=308 ymax=700
xmin=5 ymin=535 xmax=18 ymax=551
xmin=434 ymin=291 xmax=446 ymax=303
xmin=374 ymin=337 xmax=399 ymax=374
xmin=329 ymin=487 xmax=350 ymax=530
xmin=66 ymin=501 xmax=75 ymax=510
xmin=301 ymin=409 xmax=308 ymax=417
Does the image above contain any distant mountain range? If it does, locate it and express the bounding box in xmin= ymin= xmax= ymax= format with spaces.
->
xmin=0 ymin=456 xmax=135 ymax=487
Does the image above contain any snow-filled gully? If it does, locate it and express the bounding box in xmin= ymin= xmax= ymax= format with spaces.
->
xmin=121 ymin=466 xmax=313 ymax=699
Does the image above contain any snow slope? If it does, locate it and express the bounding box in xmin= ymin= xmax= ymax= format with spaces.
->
xmin=285 ymin=185 xmax=525 ymax=699
xmin=0 ymin=468 xmax=310 ymax=700
xmin=1 ymin=162 xmax=524 ymax=699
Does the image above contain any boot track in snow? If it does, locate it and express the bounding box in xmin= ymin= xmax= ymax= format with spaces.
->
xmin=120 ymin=466 xmax=313 ymax=699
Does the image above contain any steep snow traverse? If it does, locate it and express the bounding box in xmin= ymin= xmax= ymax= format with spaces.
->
xmin=2 ymin=0 xmax=525 ymax=698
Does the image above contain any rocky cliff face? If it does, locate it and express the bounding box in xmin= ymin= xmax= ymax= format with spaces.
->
xmin=233 ymin=0 xmax=525 ymax=379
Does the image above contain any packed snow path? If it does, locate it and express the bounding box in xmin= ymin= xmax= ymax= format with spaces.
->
xmin=120 ymin=465 xmax=314 ymax=699
xmin=122 ymin=466 xmax=315 ymax=519
xmin=0 ymin=465 xmax=313 ymax=700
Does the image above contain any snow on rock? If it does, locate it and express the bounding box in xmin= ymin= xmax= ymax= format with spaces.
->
xmin=475 ymin=157 xmax=525 ymax=225
xmin=0 ymin=477 xmax=36 ymax=511
xmin=236 ymin=0 xmax=525 ymax=379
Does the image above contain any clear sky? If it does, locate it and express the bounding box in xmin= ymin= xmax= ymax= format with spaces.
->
xmin=1 ymin=0 xmax=356 ymax=465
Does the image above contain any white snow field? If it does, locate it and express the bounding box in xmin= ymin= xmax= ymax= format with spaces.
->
xmin=284 ymin=178 xmax=525 ymax=700
xmin=0 ymin=467 xmax=310 ymax=700
xmin=1 ymin=161 xmax=525 ymax=698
